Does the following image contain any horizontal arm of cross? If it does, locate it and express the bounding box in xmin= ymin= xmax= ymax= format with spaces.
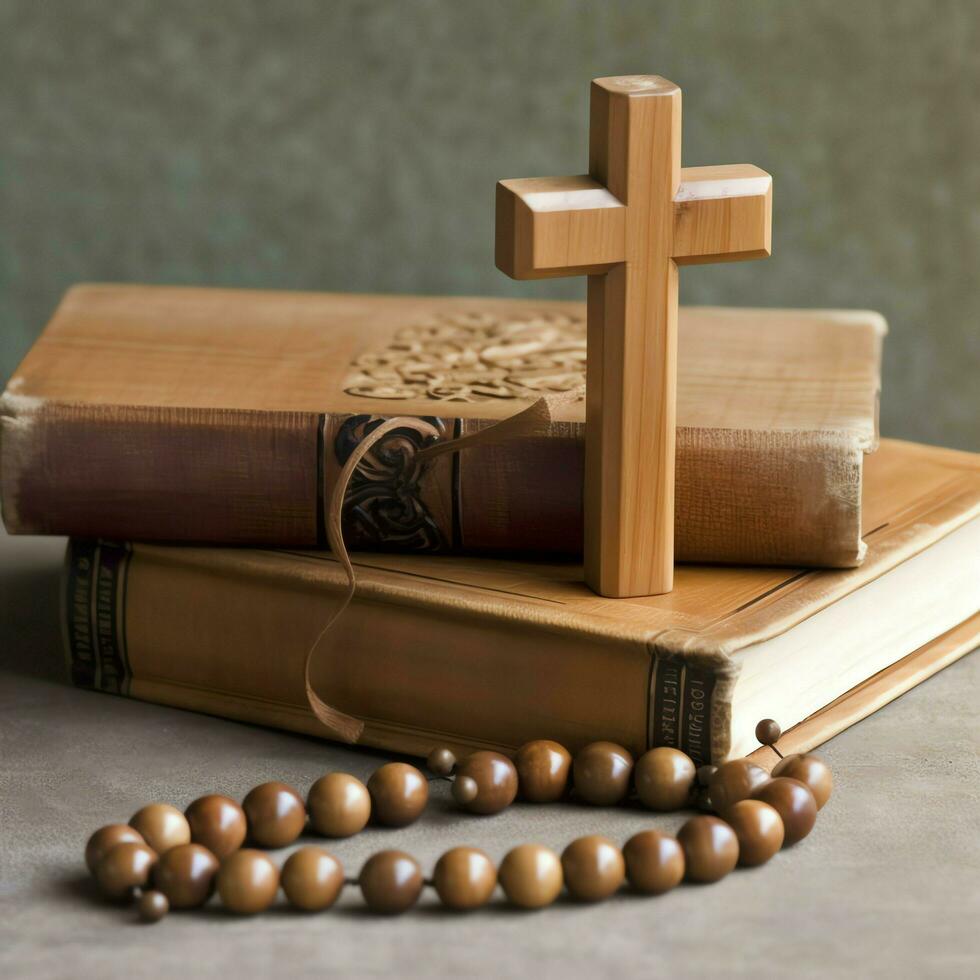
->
xmin=495 ymin=175 xmax=626 ymax=279
xmin=496 ymin=164 xmax=771 ymax=279
xmin=672 ymin=164 xmax=772 ymax=265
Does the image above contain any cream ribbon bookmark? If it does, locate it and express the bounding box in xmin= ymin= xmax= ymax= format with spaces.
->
xmin=304 ymin=391 xmax=582 ymax=743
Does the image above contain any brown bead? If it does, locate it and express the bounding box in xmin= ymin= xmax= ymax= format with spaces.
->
xmin=95 ymin=842 xmax=158 ymax=900
xmin=129 ymin=803 xmax=191 ymax=855
xmin=498 ymin=844 xmax=563 ymax=909
xmin=622 ymin=830 xmax=685 ymax=895
xmin=561 ymin=835 xmax=625 ymax=902
xmin=281 ymin=846 xmax=344 ymax=911
xmin=367 ymin=762 xmax=429 ymax=827
xmin=515 ymin=739 xmax=572 ymax=803
xmin=137 ymin=889 xmax=169 ymax=923
xmin=752 ymin=777 xmax=817 ymax=845
xmin=85 ymin=824 xmax=146 ymax=875
xmin=216 ymin=849 xmax=280 ymax=914
xmin=772 ymin=753 xmax=833 ymax=809
xmin=706 ymin=759 xmax=770 ymax=812
xmin=153 ymin=843 xmax=220 ymax=908
xmin=426 ymin=747 xmax=457 ymax=777
xmin=185 ymin=794 xmax=247 ymax=859
xmin=677 ymin=815 xmax=739 ymax=883
xmin=452 ymin=775 xmax=478 ymax=805
xmin=695 ymin=788 xmax=715 ymax=812
xmin=724 ymin=799 xmax=785 ymax=866
xmin=755 ymin=718 xmax=782 ymax=746
xmin=696 ymin=764 xmax=718 ymax=787
xmin=634 ymin=747 xmax=696 ymax=811
xmin=242 ymin=781 xmax=306 ymax=848
xmin=358 ymin=850 xmax=423 ymax=914
xmin=572 ymin=741 xmax=634 ymax=806
xmin=453 ymin=751 xmax=518 ymax=815
xmin=433 ymin=847 xmax=497 ymax=911
xmin=307 ymin=773 xmax=371 ymax=838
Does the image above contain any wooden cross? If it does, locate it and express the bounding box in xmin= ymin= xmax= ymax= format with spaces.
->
xmin=495 ymin=75 xmax=772 ymax=598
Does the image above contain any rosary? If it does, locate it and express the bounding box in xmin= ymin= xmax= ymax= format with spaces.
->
xmin=83 ymin=719 xmax=832 ymax=920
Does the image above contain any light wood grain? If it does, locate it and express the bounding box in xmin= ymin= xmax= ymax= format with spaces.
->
xmin=673 ymin=165 xmax=772 ymax=264
xmin=495 ymin=75 xmax=773 ymax=598
xmin=495 ymin=176 xmax=625 ymax=278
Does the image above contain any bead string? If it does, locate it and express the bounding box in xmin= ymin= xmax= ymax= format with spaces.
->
xmin=84 ymin=719 xmax=832 ymax=921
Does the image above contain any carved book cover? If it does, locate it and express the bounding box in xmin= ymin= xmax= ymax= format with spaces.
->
xmin=2 ymin=284 xmax=883 ymax=566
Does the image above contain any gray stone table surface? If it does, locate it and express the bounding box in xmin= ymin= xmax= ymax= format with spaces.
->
xmin=1 ymin=530 xmax=978 ymax=979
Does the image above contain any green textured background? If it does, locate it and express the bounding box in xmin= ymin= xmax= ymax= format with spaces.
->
xmin=1 ymin=0 xmax=977 ymax=448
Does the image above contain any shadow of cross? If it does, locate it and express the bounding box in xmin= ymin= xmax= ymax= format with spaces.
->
xmin=495 ymin=75 xmax=772 ymax=599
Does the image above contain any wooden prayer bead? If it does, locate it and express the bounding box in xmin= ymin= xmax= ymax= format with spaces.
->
xmin=634 ymin=747 xmax=696 ymax=811
xmin=561 ymin=835 xmax=625 ymax=902
xmin=752 ymin=777 xmax=818 ymax=846
xmin=755 ymin=718 xmax=782 ymax=746
xmin=129 ymin=803 xmax=191 ymax=855
xmin=453 ymin=751 xmax=518 ymax=815
xmin=696 ymin=765 xmax=717 ymax=788
xmin=498 ymin=844 xmax=563 ymax=909
xmin=706 ymin=759 xmax=770 ymax=812
xmin=137 ymin=889 xmax=169 ymax=923
xmin=281 ymin=846 xmax=344 ymax=911
xmin=452 ymin=775 xmax=479 ymax=806
xmin=85 ymin=824 xmax=145 ymax=875
xmin=184 ymin=794 xmax=247 ymax=859
xmin=433 ymin=847 xmax=497 ymax=911
xmin=426 ymin=747 xmax=457 ymax=777
xmin=152 ymin=843 xmax=220 ymax=909
xmin=677 ymin=815 xmax=739 ymax=883
xmin=367 ymin=763 xmax=429 ymax=827
xmin=242 ymin=781 xmax=307 ymax=848
xmin=515 ymin=739 xmax=572 ymax=803
xmin=772 ymin=753 xmax=834 ymax=809
xmin=572 ymin=741 xmax=634 ymax=806
xmin=622 ymin=829 xmax=685 ymax=895
xmin=216 ymin=849 xmax=280 ymax=915
xmin=307 ymin=772 xmax=371 ymax=838
xmin=358 ymin=850 xmax=423 ymax=914
xmin=95 ymin=841 xmax=158 ymax=900
xmin=724 ymin=799 xmax=784 ymax=866
xmin=694 ymin=788 xmax=715 ymax=812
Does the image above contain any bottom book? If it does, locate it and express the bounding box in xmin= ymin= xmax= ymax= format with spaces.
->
xmin=62 ymin=439 xmax=980 ymax=764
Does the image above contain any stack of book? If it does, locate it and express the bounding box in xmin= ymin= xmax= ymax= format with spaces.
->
xmin=2 ymin=284 xmax=977 ymax=763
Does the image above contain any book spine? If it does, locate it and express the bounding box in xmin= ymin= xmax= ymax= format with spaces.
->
xmin=61 ymin=540 xmax=732 ymax=764
xmin=4 ymin=398 xmax=864 ymax=566
xmin=2 ymin=401 xmax=324 ymax=546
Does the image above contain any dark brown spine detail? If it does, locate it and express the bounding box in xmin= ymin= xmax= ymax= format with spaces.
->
xmin=63 ymin=540 xmax=97 ymax=690
xmin=333 ymin=414 xmax=448 ymax=552
xmin=648 ymin=658 xmax=716 ymax=764
xmin=679 ymin=666 xmax=716 ymax=766
xmin=63 ymin=540 xmax=131 ymax=694
xmin=649 ymin=658 xmax=684 ymax=751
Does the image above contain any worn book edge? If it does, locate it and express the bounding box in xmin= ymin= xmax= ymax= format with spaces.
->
xmin=748 ymin=612 xmax=979 ymax=769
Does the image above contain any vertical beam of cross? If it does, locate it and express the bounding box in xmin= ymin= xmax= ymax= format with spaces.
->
xmin=496 ymin=75 xmax=772 ymax=598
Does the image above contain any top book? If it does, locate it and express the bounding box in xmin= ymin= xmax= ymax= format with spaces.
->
xmin=0 ymin=284 xmax=884 ymax=567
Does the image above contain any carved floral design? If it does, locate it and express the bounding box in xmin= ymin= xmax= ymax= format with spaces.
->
xmin=334 ymin=415 xmax=447 ymax=552
xmin=343 ymin=310 xmax=587 ymax=403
